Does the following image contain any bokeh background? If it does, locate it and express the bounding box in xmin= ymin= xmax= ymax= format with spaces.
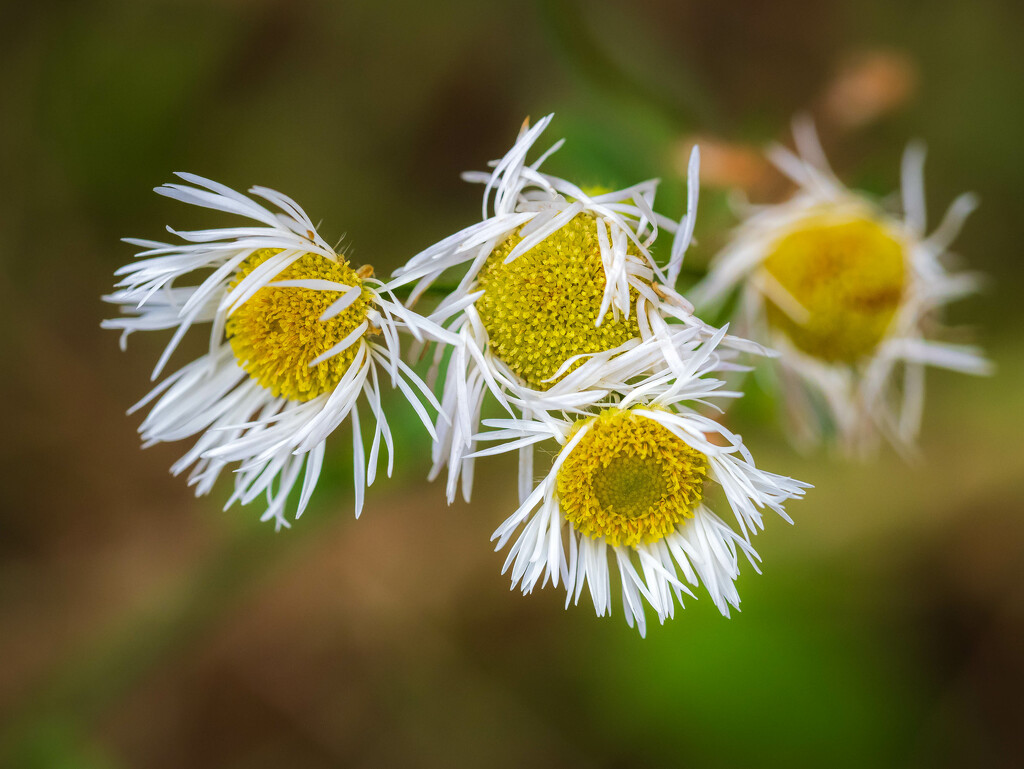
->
xmin=2 ymin=1 xmax=1022 ymax=767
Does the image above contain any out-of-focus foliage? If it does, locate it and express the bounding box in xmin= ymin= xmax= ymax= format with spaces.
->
xmin=1 ymin=1 xmax=1022 ymax=767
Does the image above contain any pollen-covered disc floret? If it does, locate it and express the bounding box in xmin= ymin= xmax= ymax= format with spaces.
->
xmin=556 ymin=409 xmax=707 ymax=546
xmin=104 ymin=174 xmax=452 ymax=528
xmin=227 ymin=249 xmax=372 ymax=401
xmin=476 ymin=215 xmax=641 ymax=389
xmin=762 ymin=216 xmax=905 ymax=363
xmin=696 ymin=118 xmax=991 ymax=452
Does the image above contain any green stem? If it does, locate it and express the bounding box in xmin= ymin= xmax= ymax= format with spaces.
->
xmin=534 ymin=0 xmax=721 ymax=132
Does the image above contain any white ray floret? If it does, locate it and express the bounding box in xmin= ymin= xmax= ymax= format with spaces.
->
xmin=694 ymin=117 xmax=992 ymax=453
xmin=104 ymin=174 xmax=457 ymax=528
xmin=427 ymin=303 xmax=767 ymax=505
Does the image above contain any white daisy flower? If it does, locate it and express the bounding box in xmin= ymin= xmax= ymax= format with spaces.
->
xmin=472 ymin=357 xmax=809 ymax=636
xmin=695 ymin=118 xmax=992 ymax=453
xmin=391 ymin=114 xmax=764 ymax=502
xmin=103 ymin=174 xmax=456 ymax=528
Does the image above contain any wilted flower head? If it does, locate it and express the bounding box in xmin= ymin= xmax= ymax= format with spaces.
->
xmin=393 ymin=114 xmax=764 ymax=502
xmin=695 ymin=118 xmax=991 ymax=453
xmin=473 ymin=333 xmax=809 ymax=635
xmin=104 ymin=175 xmax=454 ymax=527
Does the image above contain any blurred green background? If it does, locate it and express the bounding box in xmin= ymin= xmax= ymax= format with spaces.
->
xmin=2 ymin=0 xmax=1022 ymax=767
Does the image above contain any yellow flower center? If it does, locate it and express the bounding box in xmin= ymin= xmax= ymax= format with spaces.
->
xmin=556 ymin=409 xmax=709 ymax=547
xmin=475 ymin=213 xmax=641 ymax=390
xmin=761 ymin=216 xmax=906 ymax=363
xmin=226 ymin=248 xmax=372 ymax=402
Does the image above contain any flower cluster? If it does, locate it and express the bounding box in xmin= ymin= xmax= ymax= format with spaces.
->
xmin=388 ymin=116 xmax=807 ymax=634
xmin=105 ymin=114 xmax=987 ymax=634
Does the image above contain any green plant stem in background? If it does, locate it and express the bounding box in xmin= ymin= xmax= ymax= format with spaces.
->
xmin=534 ymin=0 xmax=722 ymax=133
